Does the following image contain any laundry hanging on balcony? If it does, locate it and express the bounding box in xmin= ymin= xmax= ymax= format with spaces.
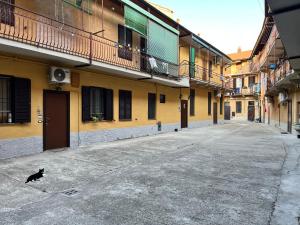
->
xmin=124 ymin=5 xmax=148 ymax=36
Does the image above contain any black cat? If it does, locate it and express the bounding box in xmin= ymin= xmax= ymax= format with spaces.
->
xmin=25 ymin=168 xmax=45 ymax=183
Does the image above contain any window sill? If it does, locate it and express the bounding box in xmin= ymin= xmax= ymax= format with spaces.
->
xmin=84 ymin=120 xmax=115 ymax=123
xmin=119 ymin=119 xmax=132 ymax=122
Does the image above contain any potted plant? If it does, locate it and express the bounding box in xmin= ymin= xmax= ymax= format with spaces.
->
xmin=91 ymin=113 xmax=103 ymax=123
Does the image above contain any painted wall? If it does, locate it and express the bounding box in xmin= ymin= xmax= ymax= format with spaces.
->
xmin=0 ymin=56 xmax=184 ymax=140
xmin=0 ymin=55 xmax=223 ymax=140
xmin=224 ymin=97 xmax=258 ymax=121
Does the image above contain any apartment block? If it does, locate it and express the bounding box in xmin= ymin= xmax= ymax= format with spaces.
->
xmin=0 ymin=0 xmax=231 ymax=159
xmin=224 ymin=49 xmax=260 ymax=121
xmin=251 ymin=1 xmax=300 ymax=136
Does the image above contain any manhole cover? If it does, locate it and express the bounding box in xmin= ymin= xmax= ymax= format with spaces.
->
xmin=62 ymin=189 xmax=79 ymax=196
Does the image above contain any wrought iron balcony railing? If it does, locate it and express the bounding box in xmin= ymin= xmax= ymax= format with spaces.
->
xmin=179 ymin=60 xmax=232 ymax=89
xmin=267 ymin=60 xmax=293 ymax=90
xmin=0 ymin=1 xmax=179 ymax=79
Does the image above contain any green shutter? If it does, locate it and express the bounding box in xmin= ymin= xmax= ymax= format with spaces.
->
xmin=189 ymin=47 xmax=195 ymax=78
xmin=148 ymin=20 xmax=178 ymax=64
xmin=124 ymin=6 xmax=148 ymax=36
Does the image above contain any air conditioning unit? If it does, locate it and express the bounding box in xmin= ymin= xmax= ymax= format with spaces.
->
xmin=49 ymin=67 xmax=71 ymax=84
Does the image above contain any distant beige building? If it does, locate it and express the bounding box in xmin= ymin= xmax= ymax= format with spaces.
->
xmin=224 ymin=49 xmax=261 ymax=121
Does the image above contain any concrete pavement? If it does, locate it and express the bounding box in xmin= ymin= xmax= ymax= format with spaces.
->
xmin=0 ymin=122 xmax=294 ymax=225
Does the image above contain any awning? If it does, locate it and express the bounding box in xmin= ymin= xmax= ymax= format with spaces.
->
xmin=120 ymin=0 xmax=179 ymax=35
xmin=148 ymin=20 xmax=178 ymax=64
xmin=124 ymin=5 xmax=147 ymax=36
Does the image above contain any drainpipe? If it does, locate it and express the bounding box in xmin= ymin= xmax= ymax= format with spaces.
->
xmin=89 ymin=32 xmax=93 ymax=65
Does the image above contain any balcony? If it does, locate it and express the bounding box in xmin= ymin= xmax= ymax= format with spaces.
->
xmin=0 ymin=2 xmax=188 ymax=87
xmin=179 ymin=60 xmax=232 ymax=90
xmin=258 ymin=26 xmax=285 ymax=71
xmin=266 ymin=60 xmax=296 ymax=96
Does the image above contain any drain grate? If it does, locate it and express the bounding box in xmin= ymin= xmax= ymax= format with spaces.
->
xmin=281 ymin=131 xmax=289 ymax=134
xmin=62 ymin=189 xmax=79 ymax=196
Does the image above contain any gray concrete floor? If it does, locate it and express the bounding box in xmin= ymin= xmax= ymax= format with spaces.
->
xmin=0 ymin=122 xmax=296 ymax=225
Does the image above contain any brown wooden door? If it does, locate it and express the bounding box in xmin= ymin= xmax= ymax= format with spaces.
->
xmin=248 ymin=106 xmax=255 ymax=121
xmin=44 ymin=90 xmax=70 ymax=150
xmin=224 ymin=102 xmax=230 ymax=120
xmin=288 ymin=100 xmax=292 ymax=133
xmin=213 ymin=102 xmax=218 ymax=124
xmin=181 ymin=100 xmax=188 ymax=128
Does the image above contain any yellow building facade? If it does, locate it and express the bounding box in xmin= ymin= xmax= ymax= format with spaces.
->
xmin=251 ymin=14 xmax=300 ymax=136
xmin=0 ymin=0 xmax=231 ymax=159
xmin=224 ymin=50 xmax=260 ymax=121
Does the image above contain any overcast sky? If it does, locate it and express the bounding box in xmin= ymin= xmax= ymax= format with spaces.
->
xmin=150 ymin=0 xmax=265 ymax=54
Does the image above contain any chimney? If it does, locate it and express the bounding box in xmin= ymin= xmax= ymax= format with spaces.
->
xmin=176 ymin=18 xmax=180 ymax=24
xmin=237 ymin=46 xmax=242 ymax=53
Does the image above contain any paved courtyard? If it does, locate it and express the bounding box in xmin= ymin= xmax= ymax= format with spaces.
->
xmin=0 ymin=122 xmax=298 ymax=225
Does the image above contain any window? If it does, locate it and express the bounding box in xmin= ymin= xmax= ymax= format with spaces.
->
xmin=233 ymin=78 xmax=237 ymax=89
xmin=248 ymin=76 xmax=256 ymax=87
xmin=220 ymin=95 xmax=223 ymax=115
xmin=118 ymin=24 xmax=133 ymax=61
xmin=236 ymin=101 xmax=242 ymax=113
xmin=82 ymin=86 xmax=113 ymax=122
xmin=209 ymin=61 xmax=213 ymax=77
xmin=208 ymin=92 xmax=212 ymax=115
xmin=160 ymin=94 xmax=166 ymax=103
xmin=119 ymin=90 xmax=132 ymax=120
xmin=64 ymin=0 xmax=92 ymax=14
xmin=0 ymin=76 xmax=31 ymax=123
xmin=190 ymin=89 xmax=195 ymax=116
xmin=242 ymin=78 xmax=245 ymax=87
xmin=148 ymin=93 xmax=156 ymax=120
xmin=248 ymin=101 xmax=255 ymax=106
xmin=0 ymin=77 xmax=11 ymax=123
xmin=0 ymin=0 xmax=15 ymax=26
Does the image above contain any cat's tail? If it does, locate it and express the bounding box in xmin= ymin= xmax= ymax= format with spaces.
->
xmin=25 ymin=180 xmax=28 ymax=183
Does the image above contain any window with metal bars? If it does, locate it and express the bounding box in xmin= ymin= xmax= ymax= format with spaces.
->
xmin=0 ymin=77 xmax=11 ymax=123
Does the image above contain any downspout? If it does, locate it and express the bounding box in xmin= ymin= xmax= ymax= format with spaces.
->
xmin=102 ymin=0 xmax=104 ymax=37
